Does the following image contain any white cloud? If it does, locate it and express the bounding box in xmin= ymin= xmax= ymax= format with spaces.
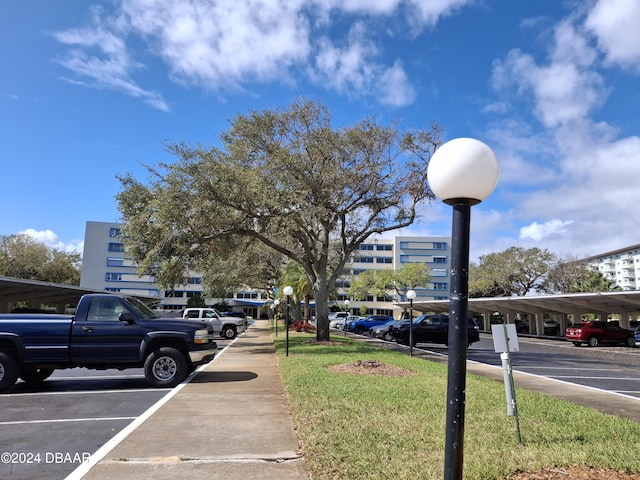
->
xmin=585 ymin=0 xmax=640 ymax=71
xmin=20 ymin=229 xmax=84 ymax=255
xmin=519 ymin=219 xmax=573 ymax=241
xmin=377 ymin=60 xmax=416 ymax=107
xmin=51 ymin=0 xmax=473 ymax=109
xmin=483 ymin=2 xmax=640 ymax=259
xmin=52 ymin=8 xmax=170 ymax=111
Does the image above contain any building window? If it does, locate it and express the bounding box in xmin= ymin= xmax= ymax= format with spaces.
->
xmin=433 ymin=242 xmax=447 ymax=250
xmin=187 ymin=277 xmax=202 ymax=285
xmin=108 ymin=242 xmax=124 ymax=252
xmin=354 ymin=257 xmax=374 ymax=263
xmin=359 ymin=244 xmax=374 ymax=251
xmin=376 ymin=257 xmax=392 ymax=264
xmin=105 ymin=273 xmax=123 ymax=282
xmin=433 ymin=256 xmax=447 ymax=263
xmin=432 ymin=268 xmax=448 ymax=277
xmin=109 ymin=227 xmax=121 ymax=237
xmin=433 ymin=282 xmax=448 ymax=290
xmin=376 ymin=245 xmax=392 ymax=251
xmin=106 ymin=257 xmax=124 ymax=267
xmin=237 ymin=292 xmax=259 ymax=299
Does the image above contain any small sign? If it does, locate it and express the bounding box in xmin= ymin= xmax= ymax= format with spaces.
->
xmin=491 ymin=324 xmax=519 ymax=352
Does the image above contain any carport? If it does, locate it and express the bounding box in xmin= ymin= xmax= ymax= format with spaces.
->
xmin=0 ymin=276 xmax=149 ymax=313
xmin=397 ymin=291 xmax=640 ymax=336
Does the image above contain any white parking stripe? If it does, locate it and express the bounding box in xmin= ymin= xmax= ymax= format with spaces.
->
xmin=7 ymin=389 xmax=165 ymax=397
xmin=0 ymin=417 xmax=136 ymax=426
xmin=65 ymin=335 xmax=238 ymax=480
xmin=550 ymin=375 xmax=639 ymax=380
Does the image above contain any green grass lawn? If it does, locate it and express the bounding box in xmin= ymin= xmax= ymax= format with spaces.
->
xmin=273 ymin=332 xmax=640 ymax=480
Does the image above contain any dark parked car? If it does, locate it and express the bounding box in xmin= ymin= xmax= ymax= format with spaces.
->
xmin=349 ymin=315 xmax=394 ymax=334
xmin=389 ymin=314 xmax=480 ymax=347
xmin=565 ymin=321 xmax=635 ymax=347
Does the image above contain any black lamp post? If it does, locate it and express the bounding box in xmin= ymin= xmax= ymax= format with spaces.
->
xmin=273 ymin=299 xmax=280 ymax=337
xmin=406 ymin=289 xmax=416 ymax=357
xmin=427 ymin=137 xmax=499 ymax=480
xmin=344 ymin=299 xmax=349 ymax=337
xmin=284 ymin=286 xmax=293 ymax=357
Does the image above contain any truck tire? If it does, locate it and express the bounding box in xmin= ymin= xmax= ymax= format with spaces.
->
xmin=221 ymin=325 xmax=237 ymax=339
xmin=144 ymin=347 xmax=189 ymax=388
xmin=19 ymin=367 xmax=54 ymax=384
xmin=0 ymin=352 xmax=19 ymax=393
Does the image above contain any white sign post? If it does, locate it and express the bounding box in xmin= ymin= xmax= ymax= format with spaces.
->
xmin=491 ymin=324 xmax=522 ymax=443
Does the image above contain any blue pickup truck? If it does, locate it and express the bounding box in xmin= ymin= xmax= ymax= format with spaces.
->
xmin=0 ymin=294 xmax=218 ymax=392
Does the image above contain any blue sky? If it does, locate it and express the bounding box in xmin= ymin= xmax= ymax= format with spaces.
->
xmin=2 ymin=0 xmax=640 ymax=262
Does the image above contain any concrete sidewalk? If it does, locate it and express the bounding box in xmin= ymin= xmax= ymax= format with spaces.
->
xmin=70 ymin=323 xmax=639 ymax=480
xmin=74 ymin=320 xmax=308 ymax=480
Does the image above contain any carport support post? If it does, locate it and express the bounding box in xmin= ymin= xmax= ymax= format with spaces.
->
xmin=444 ymin=203 xmax=471 ymax=480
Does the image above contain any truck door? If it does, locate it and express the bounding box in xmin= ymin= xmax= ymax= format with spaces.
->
xmin=70 ymin=297 xmax=143 ymax=363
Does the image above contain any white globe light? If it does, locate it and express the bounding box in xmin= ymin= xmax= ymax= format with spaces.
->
xmin=406 ymin=290 xmax=416 ymax=300
xmin=283 ymin=286 xmax=294 ymax=296
xmin=427 ymin=138 xmax=499 ymax=205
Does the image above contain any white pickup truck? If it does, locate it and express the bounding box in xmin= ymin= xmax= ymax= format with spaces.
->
xmin=180 ymin=308 xmax=247 ymax=339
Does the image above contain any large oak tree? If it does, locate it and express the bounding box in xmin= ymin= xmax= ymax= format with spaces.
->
xmin=117 ymin=99 xmax=441 ymax=341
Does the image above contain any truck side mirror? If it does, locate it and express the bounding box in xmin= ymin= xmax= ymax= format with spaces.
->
xmin=119 ymin=312 xmax=135 ymax=324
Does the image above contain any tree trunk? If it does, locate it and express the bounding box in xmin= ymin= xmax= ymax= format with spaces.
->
xmin=314 ymin=283 xmax=330 ymax=341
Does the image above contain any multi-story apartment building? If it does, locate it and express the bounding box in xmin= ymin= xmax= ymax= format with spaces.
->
xmin=336 ymin=236 xmax=451 ymax=317
xmin=583 ymin=243 xmax=640 ymax=291
xmin=80 ymin=221 xmax=451 ymax=319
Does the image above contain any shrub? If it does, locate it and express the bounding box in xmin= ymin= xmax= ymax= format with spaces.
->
xmin=290 ymin=320 xmax=316 ymax=333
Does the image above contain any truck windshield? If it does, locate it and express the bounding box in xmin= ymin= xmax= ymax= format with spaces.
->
xmin=125 ymin=297 xmax=160 ymax=320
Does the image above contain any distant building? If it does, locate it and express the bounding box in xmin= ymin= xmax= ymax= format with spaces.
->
xmin=582 ymin=244 xmax=640 ymax=291
xmin=337 ymin=236 xmax=451 ymax=317
xmin=80 ymin=221 xmax=451 ymax=319
xmin=80 ymin=221 xmax=160 ymax=299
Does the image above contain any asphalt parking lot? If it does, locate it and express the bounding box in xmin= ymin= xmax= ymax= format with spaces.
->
xmin=0 ymin=338 xmax=233 ymax=480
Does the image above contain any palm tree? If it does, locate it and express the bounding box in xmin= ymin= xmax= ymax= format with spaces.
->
xmin=279 ymin=260 xmax=314 ymax=321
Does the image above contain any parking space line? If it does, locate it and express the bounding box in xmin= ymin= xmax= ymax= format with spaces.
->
xmin=0 ymin=417 xmax=136 ymax=426
xmin=66 ymin=334 xmax=238 ymax=480
xmin=550 ymin=375 xmax=639 ymax=380
xmin=6 ymin=388 xmax=166 ymax=397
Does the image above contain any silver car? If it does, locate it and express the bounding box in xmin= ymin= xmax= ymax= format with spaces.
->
xmin=370 ymin=319 xmax=401 ymax=341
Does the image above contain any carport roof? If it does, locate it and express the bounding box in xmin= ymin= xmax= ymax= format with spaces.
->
xmin=399 ymin=290 xmax=640 ymax=316
xmin=0 ymin=276 xmax=131 ymax=310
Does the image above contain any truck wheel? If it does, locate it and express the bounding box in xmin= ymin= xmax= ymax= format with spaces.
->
xmin=19 ymin=367 xmax=54 ymax=384
xmin=0 ymin=352 xmax=19 ymax=393
xmin=221 ymin=325 xmax=237 ymax=339
xmin=144 ymin=347 xmax=188 ymax=388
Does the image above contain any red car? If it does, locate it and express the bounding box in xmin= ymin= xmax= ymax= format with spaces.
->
xmin=565 ymin=321 xmax=635 ymax=347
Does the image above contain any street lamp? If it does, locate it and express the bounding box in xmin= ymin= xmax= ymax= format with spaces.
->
xmin=406 ymin=289 xmax=416 ymax=357
xmin=273 ymin=299 xmax=280 ymax=337
xmin=344 ymin=299 xmax=350 ymax=337
xmin=427 ymin=137 xmax=499 ymax=480
xmin=284 ymin=286 xmax=293 ymax=357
